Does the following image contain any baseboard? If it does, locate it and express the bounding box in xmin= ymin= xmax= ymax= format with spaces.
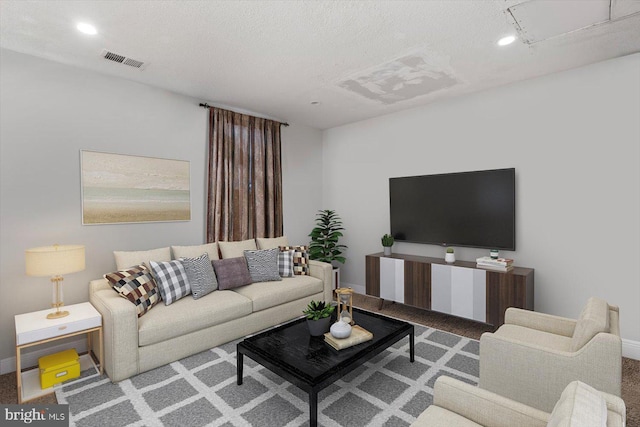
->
xmin=623 ymin=338 xmax=640 ymax=360
xmin=0 ymin=338 xmax=87 ymax=375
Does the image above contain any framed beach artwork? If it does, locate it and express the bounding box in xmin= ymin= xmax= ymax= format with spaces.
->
xmin=81 ymin=151 xmax=191 ymax=225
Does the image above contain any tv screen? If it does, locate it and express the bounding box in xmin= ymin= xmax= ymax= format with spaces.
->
xmin=390 ymin=168 xmax=515 ymax=250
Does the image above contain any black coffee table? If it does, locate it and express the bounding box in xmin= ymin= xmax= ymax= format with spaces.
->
xmin=236 ymin=307 xmax=414 ymax=426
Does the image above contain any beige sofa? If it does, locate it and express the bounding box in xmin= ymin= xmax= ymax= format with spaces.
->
xmin=90 ymin=241 xmax=333 ymax=383
xmin=479 ymin=297 xmax=622 ymax=412
xmin=412 ymin=376 xmax=626 ymax=427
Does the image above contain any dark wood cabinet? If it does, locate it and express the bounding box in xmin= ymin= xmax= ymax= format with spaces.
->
xmin=365 ymin=252 xmax=534 ymax=327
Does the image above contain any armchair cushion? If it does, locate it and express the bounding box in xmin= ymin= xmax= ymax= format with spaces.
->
xmin=571 ymin=297 xmax=610 ymax=351
xmin=547 ymin=381 xmax=607 ymax=427
xmin=495 ymin=324 xmax=572 ymax=352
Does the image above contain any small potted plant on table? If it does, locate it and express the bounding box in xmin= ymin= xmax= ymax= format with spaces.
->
xmin=381 ymin=234 xmax=394 ymax=256
xmin=445 ymin=247 xmax=456 ymax=263
xmin=303 ymin=300 xmax=335 ymax=336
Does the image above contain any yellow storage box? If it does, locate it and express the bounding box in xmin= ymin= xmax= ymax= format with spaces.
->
xmin=38 ymin=348 xmax=80 ymax=389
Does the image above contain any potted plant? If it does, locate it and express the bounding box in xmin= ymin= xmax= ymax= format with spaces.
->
xmin=381 ymin=233 xmax=394 ymax=256
xmin=303 ymin=300 xmax=335 ymax=336
xmin=309 ymin=210 xmax=347 ymax=265
xmin=309 ymin=209 xmax=347 ymax=288
xmin=445 ymin=247 xmax=455 ymax=263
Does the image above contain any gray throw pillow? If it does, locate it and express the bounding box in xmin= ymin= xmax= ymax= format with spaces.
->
xmin=212 ymin=257 xmax=253 ymax=290
xmin=180 ymin=253 xmax=218 ymax=299
xmin=149 ymin=260 xmax=191 ymax=305
xmin=244 ymin=248 xmax=282 ymax=282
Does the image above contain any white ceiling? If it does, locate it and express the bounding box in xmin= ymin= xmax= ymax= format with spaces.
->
xmin=2 ymin=0 xmax=640 ymax=129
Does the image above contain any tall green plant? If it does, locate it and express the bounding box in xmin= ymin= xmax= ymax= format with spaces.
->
xmin=308 ymin=209 xmax=347 ymax=264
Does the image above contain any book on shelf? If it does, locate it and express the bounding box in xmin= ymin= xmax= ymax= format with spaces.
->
xmin=476 ymin=262 xmax=514 ymax=272
xmin=324 ymin=325 xmax=373 ymax=350
xmin=476 ymin=256 xmax=514 ymax=266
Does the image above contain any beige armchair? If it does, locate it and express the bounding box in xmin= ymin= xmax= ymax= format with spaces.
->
xmin=479 ymin=297 xmax=621 ymax=412
xmin=412 ymin=376 xmax=626 ymax=427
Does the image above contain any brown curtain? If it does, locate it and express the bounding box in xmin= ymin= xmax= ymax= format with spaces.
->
xmin=206 ymin=107 xmax=283 ymax=242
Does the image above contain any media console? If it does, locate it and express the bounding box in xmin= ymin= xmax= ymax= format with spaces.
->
xmin=365 ymin=253 xmax=534 ymax=327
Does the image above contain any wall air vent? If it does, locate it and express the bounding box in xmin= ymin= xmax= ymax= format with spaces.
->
xmin=100 ymin=49 xmax=146 ymax=70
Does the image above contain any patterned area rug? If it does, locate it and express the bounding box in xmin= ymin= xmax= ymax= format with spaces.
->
xmin=56 ymin=323 xmax=479 ymax=427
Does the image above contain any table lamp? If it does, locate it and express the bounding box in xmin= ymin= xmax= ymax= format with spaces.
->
xmin=25 ymin=244 xmax=85 ymax=319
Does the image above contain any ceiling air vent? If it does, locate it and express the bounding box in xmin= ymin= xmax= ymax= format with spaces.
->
xmin=100 ymin=49 xmax=146 ymax=70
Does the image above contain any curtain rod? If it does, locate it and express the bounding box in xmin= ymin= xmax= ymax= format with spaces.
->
xmin=199 ymin=103 xmax=289 ymax=127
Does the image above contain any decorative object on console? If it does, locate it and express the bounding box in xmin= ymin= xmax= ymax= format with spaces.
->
xmin=444 ymin=247 xmax=455 ymax=263
xmin=335 ymin=287 xmax=354 ymax=325
xmin=490 ymin=249 xmax=499 ymax=259
xmin=308 ymin=209 xmax=347 ymax=265
xmin=81 ymin=150 xmax=190 ymax=225
xmin=381 ymin=233 xmax=394 ymax=256
xmin=303 ymin=300 xmax=335 ymax=336
xmin=476 ymin=256 xmax=514 ymax=271
xmin=25 ymin=244 xmax=86 ymax=319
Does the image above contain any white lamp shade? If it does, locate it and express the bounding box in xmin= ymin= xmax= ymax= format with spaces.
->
xmin=25 ymin=245 xmax=85 ymax=277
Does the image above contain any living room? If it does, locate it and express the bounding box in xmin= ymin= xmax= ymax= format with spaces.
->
xmin=1 ymin=1 xmax=639 ymax=426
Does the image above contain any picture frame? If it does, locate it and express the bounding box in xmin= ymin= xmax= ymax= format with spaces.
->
xmin=81 ymin=150 xmax=191 ymax=225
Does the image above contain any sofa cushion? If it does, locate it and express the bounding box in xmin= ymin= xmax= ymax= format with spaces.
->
xmin=212 ymin=257 xmax=253 ymax=290
xmin=232 ymin=275 xmax=323 ymax=312
xmin=181 ymin=253 xmax=218 ymax=299
xmin=256 ymin=236 xmax=289 ymax=250
xmin=547 ymin=381 xmax=607 ymax=427
xmin=412 ymin=405 xmax=482 ymax=427
xmin=495 ymin=324 xmax=573 ymax=352
xmin=279 ymin=249 xmax=295 ymax=277
xmin=172 ymin=243 xmax=219 ymax=260
xmin=244 ymin=248 xmax=282 ymax=282
xmin=571 ymin=297 xmax=610 ymax=352
xmin=218 ymin=239 xmax=257 ymax=259
xmin=279 ymin=245 xmax=310 ymax=275
xmin=114 ymin=247 xmax=171 ymax=270
xmin=104 ymin=265 xmax=160 ymax=317
xmin=149 ymin=260 xmax=191 ymax=305
xmin=138 ymin=290 xmax=252 ymax=346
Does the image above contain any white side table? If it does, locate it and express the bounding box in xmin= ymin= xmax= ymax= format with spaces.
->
xmin=15 ymin=302 xmax=103 ymax=403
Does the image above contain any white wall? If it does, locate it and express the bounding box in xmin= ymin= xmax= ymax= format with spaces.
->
xmin=0 ymin=49 xmax=322 ymax=364
xmin=322 ymin=53 xmax=640 ymax=349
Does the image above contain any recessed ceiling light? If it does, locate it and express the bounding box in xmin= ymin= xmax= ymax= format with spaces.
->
xmin=77 ymin=23 xmax=97 ymax=35
xmin=497 ymin=35 xmax=516 ymax=46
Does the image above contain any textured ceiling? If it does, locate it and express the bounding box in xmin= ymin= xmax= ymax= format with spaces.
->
xmin=1 ymin=1 xmax=639 ymax=129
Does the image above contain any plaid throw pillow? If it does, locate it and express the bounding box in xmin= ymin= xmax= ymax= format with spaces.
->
xmin=149 ymin=260 xmax=191 ymax=305
xmin=279 ymin=245 xmax=309 ymax=276
xmin=180 ymin=253 xmax=218 ymax=299
xmin=104 ymin=265 xmax=160 ymax=317
xmin=278 ymin=249 xmax=295 ymax=277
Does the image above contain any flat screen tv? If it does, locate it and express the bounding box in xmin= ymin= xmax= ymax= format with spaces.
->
xmin=390 ymin=168 xmax=515 ymax=250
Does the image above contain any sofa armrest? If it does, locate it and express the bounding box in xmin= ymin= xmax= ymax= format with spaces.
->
xmin=602 ymin=391 xmax=626 ymax=427
xmin=309 ymin=260 xmax=333 ymax=303
xmin=479 ymin=330 xmax=622 ymax=412
xmin=431 ymin=376 xmax=549 ymax=427
xmin=89 ymin=279 xmax=139 ymax=382
xmin=504 ymin=307 xmax=576 ymax=337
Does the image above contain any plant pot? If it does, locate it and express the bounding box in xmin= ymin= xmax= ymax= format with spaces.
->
xmin=307 ymin=317 xmax=331 ymax=336
xmin=383 ymin=246 xmax=392 ymax=256
xmin=445 ymin=253 xmax=455 ymax=263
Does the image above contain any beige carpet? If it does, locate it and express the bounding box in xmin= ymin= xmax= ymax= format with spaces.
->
xmin=1 ymin=293 xmax=638 ymax=426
